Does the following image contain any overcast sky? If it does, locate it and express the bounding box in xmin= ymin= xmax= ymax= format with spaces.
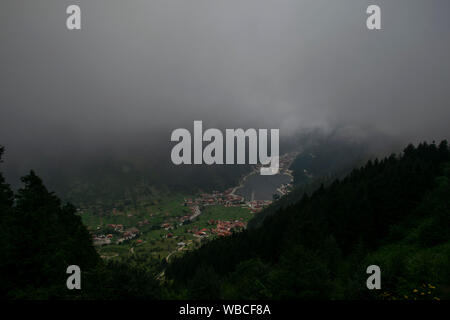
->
xmin=1 ymin=0 xmax=449 ymax=172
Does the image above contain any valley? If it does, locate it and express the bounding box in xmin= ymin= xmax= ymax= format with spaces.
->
xmin=80 ymin=152 xmax=298 ymax=263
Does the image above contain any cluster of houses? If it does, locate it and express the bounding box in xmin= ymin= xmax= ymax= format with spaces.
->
xmin=183 ymin=189 xmax=244 ymax=208
xmin=187 ymin=227 xmax=209 ymax=237
xmin=118 ymin=227 xmax=140 ymax=244
xmin=210 ymin=219 xmax=246 ymax=237
xmin=247 ymin=200 xmax=272 ymax=213
xmin=92 ymin=224 xmax=141 ymax=246
xmin=184 ymin=219 xmax=246 ymax=238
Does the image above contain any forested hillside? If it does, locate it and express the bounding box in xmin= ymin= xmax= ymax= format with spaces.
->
xmin=0 ymin=146 xmax=163 ymax=299
xmin=1 ymin=142 xmax=449 ymax=300
xmin=166 ymin=141 xmax=450 ymax=300
xmin=249 ymin=137 xmax=372 ymax=229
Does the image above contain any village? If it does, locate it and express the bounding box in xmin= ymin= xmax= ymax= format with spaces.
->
xmin=157 ymin=152 xmax=298 ymax=241
xmin=156 ymin=189 xmax=272 ymax=241
xmin=91 ymin=189 xmax=273 ymax=247
xmin=92 ymin=223 xmax=143 ymax=246
xmin=89 ymin=151 xmax=298 ymax=260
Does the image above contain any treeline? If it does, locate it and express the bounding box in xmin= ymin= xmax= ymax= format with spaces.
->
xmin=0 ymin=146 xmax=163 ymax=299
xmin=165 ymin=141 xmax=450 ymax=299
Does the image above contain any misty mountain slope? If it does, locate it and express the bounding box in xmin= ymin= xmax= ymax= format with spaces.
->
xmin=249 ymin=136 xmax=373 ymax=229
xmin=27 ymin=156 xmax=251 ymax=210
xmin=165 ymin=141 xmax=450 ymax=299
